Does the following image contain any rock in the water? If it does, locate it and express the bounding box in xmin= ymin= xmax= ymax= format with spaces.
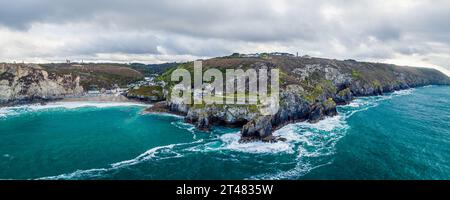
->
xmin=334 ymin=88 xmax=353 ymax=104
xmin=241 ymin=115 xmax=273 ymax=138
xmin=308 ymin=105 xmax=324 ymax=123
xmin=145 ymin=55 xmax=450 ymax=143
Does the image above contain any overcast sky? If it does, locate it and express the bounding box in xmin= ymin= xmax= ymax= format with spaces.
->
xmin=0 ymin=0 xmax=449 ymax=76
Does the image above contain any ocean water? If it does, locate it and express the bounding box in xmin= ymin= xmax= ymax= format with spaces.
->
xmin=0 ymin=86 xmax=449 ymax=180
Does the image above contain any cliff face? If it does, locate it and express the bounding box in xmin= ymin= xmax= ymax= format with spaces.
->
xmin=151 ymin=56 xmax=450 ymax=142
xmin=126 ymin=85 xmax=165 ymax=102
xmin=0 ymin=63 xmax=84 ymax=106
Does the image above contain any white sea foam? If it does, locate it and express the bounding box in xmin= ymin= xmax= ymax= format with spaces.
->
xmin=0 ymin=108 xmax=14 ymax=118
xmin=341 ymin=100 xmax=380 ymax=119
xmin=0 ymin=102 xmax=148 ymax=118
xmin=38 ymin=168 xmax=110 ymax=180
xmin=110 ymin=140 xmax=205 ymax=169
xmin=249 ymin=88 xmax=418 ymax=179
xmin=249 ymin=161 xmax=333 ymax=180
xmin=240 ymin=115 xmax=349 ymax=179
xmin=391 ymin=88 xmax=415 ymax=96
xmin=171 ymin=121 xmax=198 ymax=139
xmin=38 ymin=139 xmax=204 ymax=180
xmin=171 ymin=121 xmax=196 ymax=132
xmin=291 ymin=115 xmax=347 ymax=132
xmin=215 ymin=115 xmax=348 ymax=155
xmin=339 ymin=88 xmax=415 ymax=119
xmin=219 ymin=132 xmax=295 ymax=154
xmin=28 ymin=101 xmax=148 ymax=110
xmin=36 ymin=87 xmax=419 ymax=180
xmin=111 ymin=144 xmax=180 ymax=168
xmin=145 ymin=112 xmax=184 ymax=119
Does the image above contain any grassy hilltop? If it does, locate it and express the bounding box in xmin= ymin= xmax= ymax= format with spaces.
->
xmin=151 ymin=53 xmax=450 ymax=141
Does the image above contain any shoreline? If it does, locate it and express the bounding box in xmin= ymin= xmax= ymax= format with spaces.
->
xmin=0 ymin=85 xmax=445 ymax=144
xmin=0 ymin=85 xmax=444 ymax=116
xmin=142 ymin=85 xmax=442 ymax=143
xmin=0 ymin=94 xmax=151 ymax=109
xmin=59 ymin=94 xmax=144 ymax=103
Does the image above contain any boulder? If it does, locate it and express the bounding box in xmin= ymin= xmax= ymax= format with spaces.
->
xmin=334 ymin=88 xmax=353 ymax=104
xmin=241 ymin=115 xmax=273 ymax=138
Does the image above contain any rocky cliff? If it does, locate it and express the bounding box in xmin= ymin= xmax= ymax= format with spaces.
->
xmin=0 ymin=63 xmax=84 ymax=106
xmin=148 ymin=55 xmax=450 ymax=142
xmin=126 ymin=85 xmax=165 ymax=102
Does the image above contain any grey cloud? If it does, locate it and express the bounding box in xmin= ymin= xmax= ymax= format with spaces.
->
xmin=72 ymin=34 xmax=161 ymax=55
xmin=0 ymin=0 xmax=449 ymax=75
xmin=0 ymin=0 xmax=320 ymax=42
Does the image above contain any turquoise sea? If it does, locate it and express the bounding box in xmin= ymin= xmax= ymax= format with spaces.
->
xmin=0 ymin=86 xmax=449 ymax=180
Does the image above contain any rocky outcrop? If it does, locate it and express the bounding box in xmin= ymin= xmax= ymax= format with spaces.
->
xmin=241 ymin=115 xmax=272 ymax=138
xmin=126 ymin=86 xmax=165 ymax=102
xmin=334 ymin=88 xmax=353 ymax=104
xmin=184 ymin=104 xmax=258 ymax=131
xmin=153 ymin=55 xmax=450 ymax=143
xmin=0 ymin=63 xmax=84 ymax=106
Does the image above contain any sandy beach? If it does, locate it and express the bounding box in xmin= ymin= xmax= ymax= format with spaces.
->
xmin=59 ymin=94 xmax=144 ymax=103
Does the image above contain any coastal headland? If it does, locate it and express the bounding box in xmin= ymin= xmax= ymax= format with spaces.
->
xmin=1 ymin=53 xmax=449 ymax=142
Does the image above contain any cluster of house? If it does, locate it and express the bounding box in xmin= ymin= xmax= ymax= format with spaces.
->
xmin=127 ymin=74 xmax=164 ymax=89
xmin=230 ymin=52 xmax=313 ymax=58
xmin=243 ymin=52 xmax=295 ymax=57
xmin=86 ymin=75 xmax=163 ymax=96
xmin=86 ymin=85 xmax=128 ymax=96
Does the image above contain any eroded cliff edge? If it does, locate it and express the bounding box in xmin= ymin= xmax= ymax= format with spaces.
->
xmin=1 ymin=57 xmax=449 ymax=143
xmin=0 ymin=63 xmax=84 ymax=106
xmin=147 ymin=56 xmax=450 ymax=142
xmin=0 ymin=63 xmax=145 ymax=106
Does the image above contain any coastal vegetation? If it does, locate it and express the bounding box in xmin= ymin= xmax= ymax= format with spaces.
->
xmin=127 ymin=85 xmax=164 ymax=101
xmin=147 ymin=53 xmax=450 ymax=142
xmin=41 ymin=63 xmax=144 ymax=89
xmin=1 ymin=53 xmax=449 ymax=142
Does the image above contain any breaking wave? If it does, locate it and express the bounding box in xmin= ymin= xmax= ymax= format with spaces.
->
xmin=171 ymin=121 xmax=198 ymax=139
xmin=219 ymin=133 xmax=295 ymax=154
xmin=249 ymin=88 xmax=416 ymax=179
xmin=39 ymin=140 xmax=204 ymax=180
xmin=37 ymin=88 xmax=416 ymax=180
xmin=0 ymin=101 xmax=148 ymax=118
